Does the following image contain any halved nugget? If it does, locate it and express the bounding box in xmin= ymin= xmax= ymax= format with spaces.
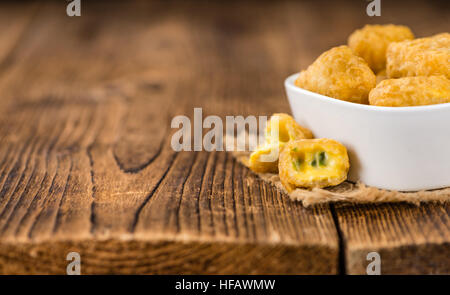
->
xmin=249 ymin=113 xmax=313 ymax=173
xmin=249 ymin=143 xmax=282 ymax=173
xmin=295 ymin=46 xmax=376 ymax=104
xmin=279 ymin=139 xmax=350 ymax=192
xmin=265 ymin=113 xmax=313 ymax=144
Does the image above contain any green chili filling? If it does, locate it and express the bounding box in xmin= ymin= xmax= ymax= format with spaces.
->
xmin=318 ymin=151 xmax=327 ymax=166
xmin=311 ymin=151 xmax=327 ymax=167
xmin=292 ymin=158 xmax=302 ymax=171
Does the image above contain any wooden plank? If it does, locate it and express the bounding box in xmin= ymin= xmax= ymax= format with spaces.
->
xmin=335 ymin=203 xmax=450 ymax=274
xmin=0 ymin=1 xmax=340 ymax=274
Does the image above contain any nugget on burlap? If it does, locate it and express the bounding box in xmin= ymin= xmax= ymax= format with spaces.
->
xmin=233 ymin=151 xmax=450 ymax=207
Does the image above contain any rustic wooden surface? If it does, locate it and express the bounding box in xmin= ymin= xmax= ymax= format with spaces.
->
xmin=0 ymin=0 xmax=448 ymax=274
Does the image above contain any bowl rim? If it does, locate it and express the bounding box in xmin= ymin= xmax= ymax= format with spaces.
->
xmin=285 ymin=73 xmax=450 ymax=113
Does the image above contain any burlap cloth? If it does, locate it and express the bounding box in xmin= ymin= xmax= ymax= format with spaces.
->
xmin=232 ymin=151 xmax=450 ymax=207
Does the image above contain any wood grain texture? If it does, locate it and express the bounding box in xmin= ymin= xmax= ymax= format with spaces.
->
xmin=335 ymin=203 xmax=450 ymax=274
xmin=0 ymin=0 xmax=341 ymax=274
xmin=0 ymin=0 xmax=448 ymax=274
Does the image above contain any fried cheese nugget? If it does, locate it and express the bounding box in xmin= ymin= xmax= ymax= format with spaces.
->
xmin=249 ymin=113 xmax=313 ymax=173
xmin=295 ymin=46 xmax=376 ymax=104
xmin=386 ymin=33 xmax=450 ymax=79
xmin=249 ymin=143 xmax=281 ymax=173
xmin=348 ymin=24 xmax=414 ymax=73
xmin=279 ymin=139 xmax=350 ymax=192
xmin=369 ymin=75 xmax=450 ymax=107
xmin=265 ymin=113 xmax=313 ymax=144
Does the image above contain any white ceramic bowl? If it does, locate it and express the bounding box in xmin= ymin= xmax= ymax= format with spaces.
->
xmin=285 ymin=73 xmax=450 ymax=191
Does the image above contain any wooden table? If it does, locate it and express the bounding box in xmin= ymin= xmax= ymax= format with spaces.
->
xmin=0 ymin=0 xmax=448 ymax=274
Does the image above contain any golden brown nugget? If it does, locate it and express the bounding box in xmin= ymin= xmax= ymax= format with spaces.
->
xmin=369 ymin=75 xmax=450 ymax=107
xmin=249 ymin=143 xmax=281 ymax=173
xmin=278 ymin=139 xmax=350 ymax=192
xmin=249 ymin=113 xmax=313 ymax=173
xmin=348 ymin=24 xmax=414 ymax=73
xmin=265 ymin=113 xmax=313 ymax=144
xmin=295 ymin=46 xmax=376 ymax=104
xmin=387 ymin=33 xmax=450 ymax=79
